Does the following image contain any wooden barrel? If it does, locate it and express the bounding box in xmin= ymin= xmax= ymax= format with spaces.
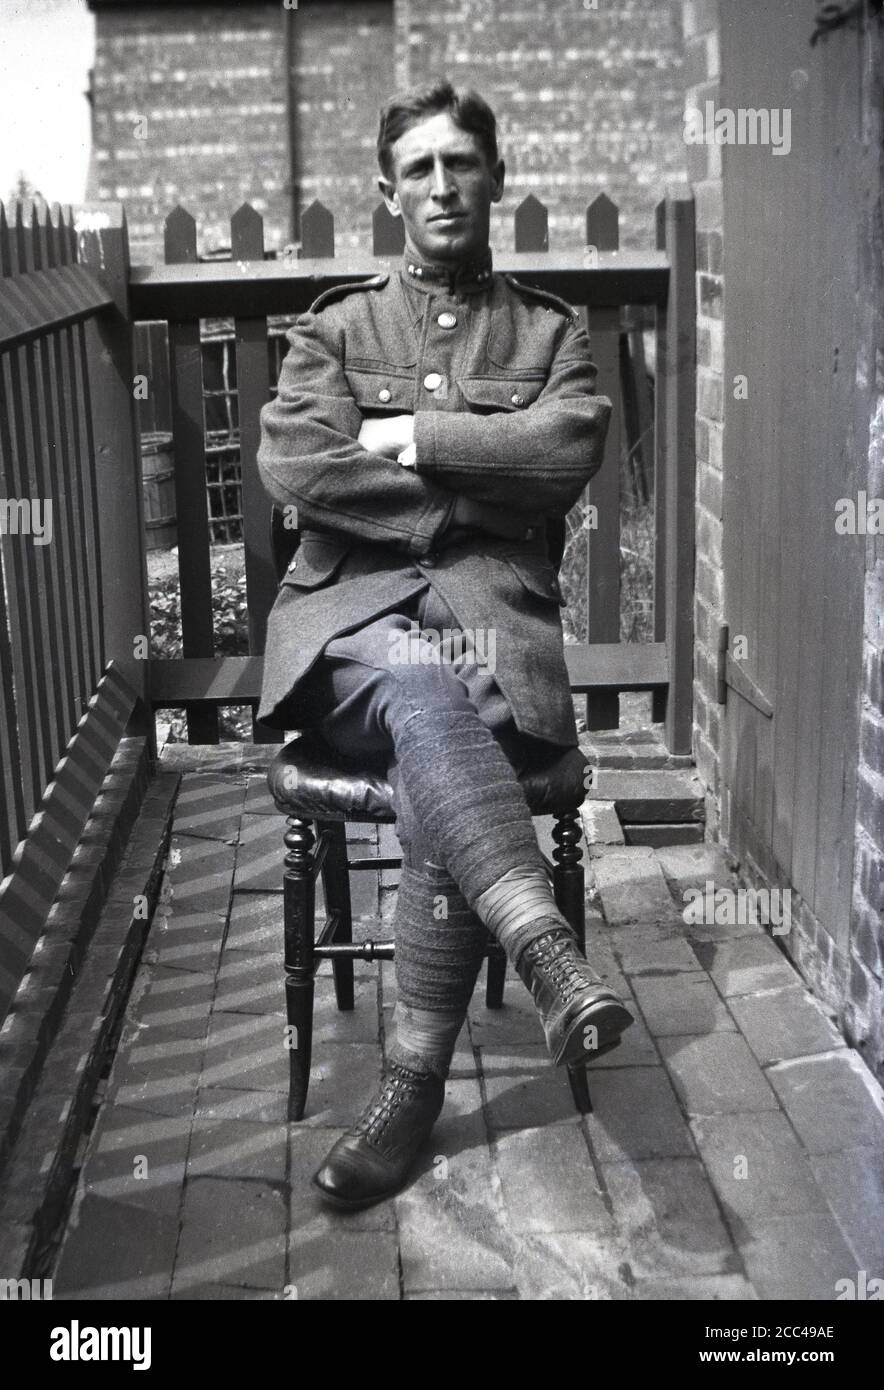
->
xmin=140 ymin=431 xmax=177 ymax=551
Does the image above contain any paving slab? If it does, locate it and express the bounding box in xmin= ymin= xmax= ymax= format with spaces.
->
xmin=186 ymin=1118 xmax=288 ymax=1183
xmin=809 ymin=1147 xmax=884 ymax=1273
xmin=690 ymin=1112 xmax=831 ymax=1221
xmin=692 ymin=933 xmax=798 ymax=996
xmin=397 ymin=1077 xmax=515 ymax=1292
xmin=511 ymin=1232 xmax=636 ymax=1299
xmin=580 ymin=799 xmax=624 ymax=847
xmin=480 ymin=1046 xmax=581 ymax=1129
xmin=727 ymin=986 xmax=846 ymax=1065
xmin=590 ymin=847 xmax=680 ymax=925
xmin=172 ymin=775 xmax=246 ymax=842
xmin=600 ymin=1157 xmax=741 ymax=1279
xmin=80 ymin=1104 xmax=192 ymax=1217
xmin=143 ymin=906 xmax=228 ymax=975
xmin=201 ymin=1009 xmax=291 ymax=1094
xmin=610 ymin=923 xmax=704 ymax=974
xmin=736 ymin=1212 xmax=860 ymax=1301
xmin=129 ymin=966 xmax=217 ymax=1036
xmin=225 ymin=893 xmax=283 ymax=953
xmin=289 ymin=1229 xmax=401 ymax=1299
xmin=214 ymin=953 xmax=284 ymax=1016
xmin=583 ymin=1066 xmax=697 ymax=1162
xmin=194 ymin=1086 xmax=288 ymax=1124
xmin=494 ymin=1123 xmax=611 ymax=1235
xmin=654 ymin=842 xmax=735 ymax=894
xmin=765 ymin=1051 xmax=884 ymax=1155
xmin=630 ymin=970 xmax=737 ymax=1035
xmin=658 ymin=1034 xmax=781 ymax=1115
xmin=172 ymin=1178 xmax=287 ymax=1293
xmin=165 ymin=835 xmax=237 ymax=912
xmin=54 ymin=1191 xmax=180 ymax=1300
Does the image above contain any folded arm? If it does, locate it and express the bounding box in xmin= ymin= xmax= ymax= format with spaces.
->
xmin=257 ymin=311 xmax=456 ymax=556
xmin=412 ymin=319 xmax=612 ymax=516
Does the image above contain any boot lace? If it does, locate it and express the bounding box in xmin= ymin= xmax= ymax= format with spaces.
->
xmin=528 ymin=932 xmax=598 ymax=1004
xmin=350 ymin=1062 xmax=432 ymax=1141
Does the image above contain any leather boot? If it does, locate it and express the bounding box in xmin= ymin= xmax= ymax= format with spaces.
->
xmin=312 ymin=1059 xmax=444 ymax=1210
xmin=516 ymin=928 xmax=635 ymax=1067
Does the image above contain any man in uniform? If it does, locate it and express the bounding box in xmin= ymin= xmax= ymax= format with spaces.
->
xmin=257 ymin=80 xmax=634 ymax=1210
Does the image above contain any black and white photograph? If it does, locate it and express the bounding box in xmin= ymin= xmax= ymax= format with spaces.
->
xmin=0 ymin=0 xmax=882 ymax=1338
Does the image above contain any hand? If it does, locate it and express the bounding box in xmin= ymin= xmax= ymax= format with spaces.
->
xmin=397 ymin=442 xmax=418 ymax=469
xmin=357 ymin=414 xmax=415 ymax=458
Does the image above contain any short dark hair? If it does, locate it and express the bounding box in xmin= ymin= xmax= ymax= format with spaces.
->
xmin=377 ymin=80 xmax=498 ymax=180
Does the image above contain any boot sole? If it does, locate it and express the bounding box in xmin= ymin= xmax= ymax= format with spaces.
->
xmin=553 ymin=996 xmax=635 ymax=1068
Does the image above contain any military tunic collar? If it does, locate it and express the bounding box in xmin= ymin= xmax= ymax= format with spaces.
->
xmin=400 ymin=247 xmax=493 ymax=295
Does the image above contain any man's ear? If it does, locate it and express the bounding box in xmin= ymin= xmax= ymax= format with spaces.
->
xmin=490 ymin=158 xmax=505 ymax=205
xmin=378 ymin=176 xmax=401 ymax=218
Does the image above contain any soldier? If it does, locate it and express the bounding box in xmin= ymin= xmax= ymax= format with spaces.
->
xmin=257 ymin=80 xmax=634 ymax=1210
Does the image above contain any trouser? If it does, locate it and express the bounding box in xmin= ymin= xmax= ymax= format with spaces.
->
xmin=295 ymin=582 xmax=574 ymax=1079
xmin=298 ymin=582 xmax=535 ymax=869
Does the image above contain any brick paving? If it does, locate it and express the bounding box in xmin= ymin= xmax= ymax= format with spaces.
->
xmin=50 ymin=760 xmax=884 ymax=1301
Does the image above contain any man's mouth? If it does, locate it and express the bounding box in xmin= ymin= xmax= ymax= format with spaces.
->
xmin=428 ymin=212 xmax=466 ymax=224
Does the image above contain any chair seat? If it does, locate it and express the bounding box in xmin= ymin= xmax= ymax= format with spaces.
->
xmin=267 ymin=730 xmax=590 ymax=822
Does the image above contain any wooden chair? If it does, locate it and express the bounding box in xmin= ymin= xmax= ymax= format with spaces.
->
xmin=265 ymin=510 xmax=595 ymax=1121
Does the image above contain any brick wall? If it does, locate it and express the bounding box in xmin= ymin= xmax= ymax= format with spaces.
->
xmin=394 ymin=0 xmax=688 ymax=252
xmin=679 ymin=0 xmax=724 ymax=839
xmin=87 ymin=3 xmax=290 ymax=259
xmin=87 ymin=0 xmax=687 ymax=261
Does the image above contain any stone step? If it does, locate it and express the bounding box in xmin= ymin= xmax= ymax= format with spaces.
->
xmin=588 ymin=769 xmax=706 ymax=824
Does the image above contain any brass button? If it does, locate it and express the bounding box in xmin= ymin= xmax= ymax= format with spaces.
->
xmin=511 ymin=392 xmax=525 ymax=407
xmin=377 ymin=387 xmax=392 ymax=403
xmin=437 ymin=312 xmax=457 ymax=329
xmin=287 ymin=559 xmax=297 ymax=573
xmin=423 ymin=372 xmax=443 ymax=391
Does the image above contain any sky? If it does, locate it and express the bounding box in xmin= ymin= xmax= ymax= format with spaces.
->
xmin=0 ymin=0 xmax=96 ymax=206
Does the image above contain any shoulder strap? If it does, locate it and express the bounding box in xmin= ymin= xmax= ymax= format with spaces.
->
xmin=502 ymin=273 xmax=577 ymax=323
xmin=308 ymin=273 xmax=390 ymax=314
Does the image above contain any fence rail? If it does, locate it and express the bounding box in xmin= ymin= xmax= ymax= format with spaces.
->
xmin=133 ymin=190 xmax=695 ymax=752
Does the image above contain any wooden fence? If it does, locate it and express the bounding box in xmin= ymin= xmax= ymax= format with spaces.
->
xmin=0 ymin=201 xmax=151 ymax=1021
xmin=132 ymin=190 xmax=696 ymax=752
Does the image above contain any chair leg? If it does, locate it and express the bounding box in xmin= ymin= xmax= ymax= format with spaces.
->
xmin=318 ymin=818 xmax=354 ymax=1011
xmin=283 ymin=816 xmax=316 ymax=1122
xmin=552 ymin=809 xmax=592 ymax=1115
xmin=485 ymin=938 xmax=506 ymax=1008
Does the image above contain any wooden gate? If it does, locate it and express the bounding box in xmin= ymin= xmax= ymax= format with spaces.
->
xmin=718 ymin=1 xmax=877 ymax=944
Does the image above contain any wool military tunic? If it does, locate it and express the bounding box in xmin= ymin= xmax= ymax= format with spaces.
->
xmin=256 ymin=252 xmax=612 ymax=746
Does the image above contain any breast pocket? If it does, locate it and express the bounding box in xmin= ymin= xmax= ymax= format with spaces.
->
xmin=344 ymin=363 xmax=416 ymax=413
xmin=458 ymin=375 xmax=547 ymax=413
xmin=281 ymin=535 xmax=352 ymax=590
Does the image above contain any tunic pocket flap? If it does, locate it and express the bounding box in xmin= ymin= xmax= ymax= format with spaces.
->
xmin=344 ymin=365 xmax=415 ymax=412
xmin=503 ymin=553 xmax=566 ymax=605
xmin=458 ymin=376 xmax=546 ymax=411
xmin=281 ymin=535 xmax=351 ymax=589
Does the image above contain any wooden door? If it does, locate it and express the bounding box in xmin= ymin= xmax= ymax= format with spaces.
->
xmin=719 ymin=0 xmax=876 ymax=950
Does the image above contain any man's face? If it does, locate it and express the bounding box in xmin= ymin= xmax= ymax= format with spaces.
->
xmin=379 ymin=110 xmax=504 ymax=265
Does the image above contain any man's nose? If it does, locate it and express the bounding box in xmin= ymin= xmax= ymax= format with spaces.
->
xmin=430 ymin=159 xmax=456 ymax=200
